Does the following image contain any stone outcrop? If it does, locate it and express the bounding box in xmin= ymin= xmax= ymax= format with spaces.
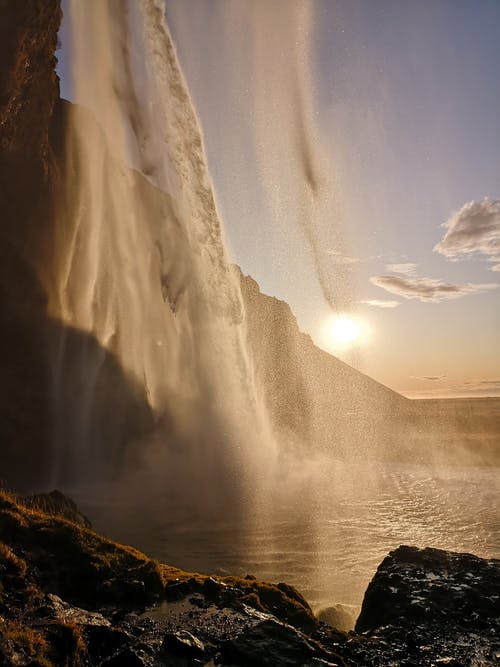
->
xmin=356 ymin=545 xmax=500 ymax=634
xmin=1 ymin=492 xmax=499 ymax=666
xmin=0 ymin=0 xmax=62 ymax=489
xmin=0 ymin=2 xmax=156 ymax=491
xmin=352 ymin=545 xmax=500 ymax=666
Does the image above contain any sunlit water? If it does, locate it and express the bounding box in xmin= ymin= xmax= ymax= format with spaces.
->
xmin=81 ymin=459 xmax=499 ymax=612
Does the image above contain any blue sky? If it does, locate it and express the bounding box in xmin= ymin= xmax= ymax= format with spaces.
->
xmin=58 ymin=1 xmax=500 ymax=397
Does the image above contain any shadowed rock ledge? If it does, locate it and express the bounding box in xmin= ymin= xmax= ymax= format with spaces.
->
xmin=1 ymin=491 xmax=498 ymax=666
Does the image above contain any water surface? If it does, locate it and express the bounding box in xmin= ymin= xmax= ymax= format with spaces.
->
xmin=82 ymin=460 xmax=499 ymax=611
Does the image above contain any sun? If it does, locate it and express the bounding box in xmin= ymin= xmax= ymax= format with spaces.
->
xmin=330 ymin=316 xmax=360 ymax=345
xmin=321 ymin=314 xmax=368 ymax=350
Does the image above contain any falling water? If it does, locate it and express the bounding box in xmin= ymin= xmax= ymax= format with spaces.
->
xmin=37 ymin=0 xmax=499 ymax=616
xmin=43 ymin=0 xmax=276 ymax=517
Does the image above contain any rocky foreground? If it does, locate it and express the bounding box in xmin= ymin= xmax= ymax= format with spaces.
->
xmin=0 ymin=491 xmax=498 ymax=666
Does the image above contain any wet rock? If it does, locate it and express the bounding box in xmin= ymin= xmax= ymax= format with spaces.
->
xmin=340 ymin=545 xmax=500 ymax=665
xmin=102 ymin=647 xmax=149 ymax=666
xmin=164 ymin=577 xmax=200 ymax=602
xmin=86 ymin=625 xmax=131 ymax=663
xmin=43 ymin=592 xmax=111 ymax=626
xmin=202 ymin=576 xmax=225 ymax=598
xmin=101 ymin=577 xmax=158 ymax=606
xmin=164 ymin=579 xmax=192 ymax=601
xmin=219 ymin=618 xmax=338 ymax=666
xmin=161 ymin=629 xmax=205 ymax=660
xmin=356 ymin=545 xmax=500 ymax=634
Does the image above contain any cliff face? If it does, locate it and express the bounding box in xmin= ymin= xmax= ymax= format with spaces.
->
xmin=0 ymin=1 xmax=61 ymax=165
xmin=0 ymin=1 xmax=62 ymax=488
xmin=241 ymin=272 xmax=409 ymax=459
xmin=0 ymin=2 xmax=154 ymax=490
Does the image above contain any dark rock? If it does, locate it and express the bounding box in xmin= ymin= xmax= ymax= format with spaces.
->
xmin=164 ymin=578 xmax=196 ymax=601
xmin=356 ymin=545 xmax=500 ymax=634
xmin=43 ymin=592 xmax=111 ymax=626
xmin=220 ymin=618 xmax=339 ymax=666
xmin=101 ymin=578 xmax=147 ymax=605
xmin=86 ymin=625 xmax=131 ymax=663
xmin=161 ymin=629 xmax=205 ymax=659
xmin=202 ymin=576 xmax=225 ymax=598
xmin=102 ymin=647 xmax=148 ymax=666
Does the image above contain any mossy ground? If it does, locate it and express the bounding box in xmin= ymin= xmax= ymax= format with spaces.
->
xmin=0 ymin=488 xmax=321 ymax=665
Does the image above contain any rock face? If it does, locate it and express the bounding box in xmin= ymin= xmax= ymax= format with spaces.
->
xmin=0 ymin=1 xmax=156 ymax=491
xmin=0 ymin=0 xmax=62 ymax=489
xmin=353 ymin=545 xmax=500 ymax=665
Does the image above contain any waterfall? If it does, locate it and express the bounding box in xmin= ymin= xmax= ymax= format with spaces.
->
xmin=44 ymin=0 xmax=275 ymax=514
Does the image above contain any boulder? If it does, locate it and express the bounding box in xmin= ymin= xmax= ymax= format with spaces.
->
xmin=220 ymin=618 xmax=340 ymax=666
xmin=356 ymin=545 xmax=500 ymax=634
xmin=160 ymin=629 xmax=205 ymax=661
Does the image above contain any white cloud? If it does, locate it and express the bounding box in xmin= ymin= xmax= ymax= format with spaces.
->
xmin=386 ymin=262 xmax=417 ymax=275
xmin=370 ymin=274 xmax=499 ymax=303
xmin=490 ymin=264 xmax=500 ymax=272
xmin=360 ymin=299 xmax=400 ymax=308
xmin=434 ymin=199 xmax=500 ymax=270
xmin=410 ymin=375 xmax=446 ymax=381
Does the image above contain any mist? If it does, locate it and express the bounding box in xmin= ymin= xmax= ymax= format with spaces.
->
xmin=36 ymin=0 xmax=500 ymax=612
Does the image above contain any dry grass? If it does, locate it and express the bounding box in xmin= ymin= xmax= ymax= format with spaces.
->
xmin=0 ymin=486 xmax=318 ymax=637
xmin=0 ymin=619 xmax=52 ymax=666
xmin=0 ymin=488 xmax=167 ymax=605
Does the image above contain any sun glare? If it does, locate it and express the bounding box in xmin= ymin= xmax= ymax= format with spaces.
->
xmin=321 ymin=314 xmax=368 ymax=351
xmin=331 ymin=316 xmax=360 ymax=345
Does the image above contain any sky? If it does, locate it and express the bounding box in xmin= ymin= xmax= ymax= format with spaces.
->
xmin=58 ymin=1 xmax=500 ymax=399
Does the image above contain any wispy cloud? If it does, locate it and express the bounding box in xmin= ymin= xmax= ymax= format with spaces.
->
xmin=434 ymin=199 xmax=500 ymax=270
xmin=402 ymin=376 xmax=500 ymax=397
xmin=370 ymin=274 xmax=499 ymax=302
xmin=360 ymin=299 xmax=400 ymax=308
xmin=410 ymin=375 xmax=447 ymax=381
xmin=463 ymin=378 xmax=500 ymax=389
xmin=386 ymin=262 xmax=417 ymax=275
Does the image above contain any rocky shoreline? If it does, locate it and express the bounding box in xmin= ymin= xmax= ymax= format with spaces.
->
xmin=1 ymin=490 xmax=498 ymax=666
